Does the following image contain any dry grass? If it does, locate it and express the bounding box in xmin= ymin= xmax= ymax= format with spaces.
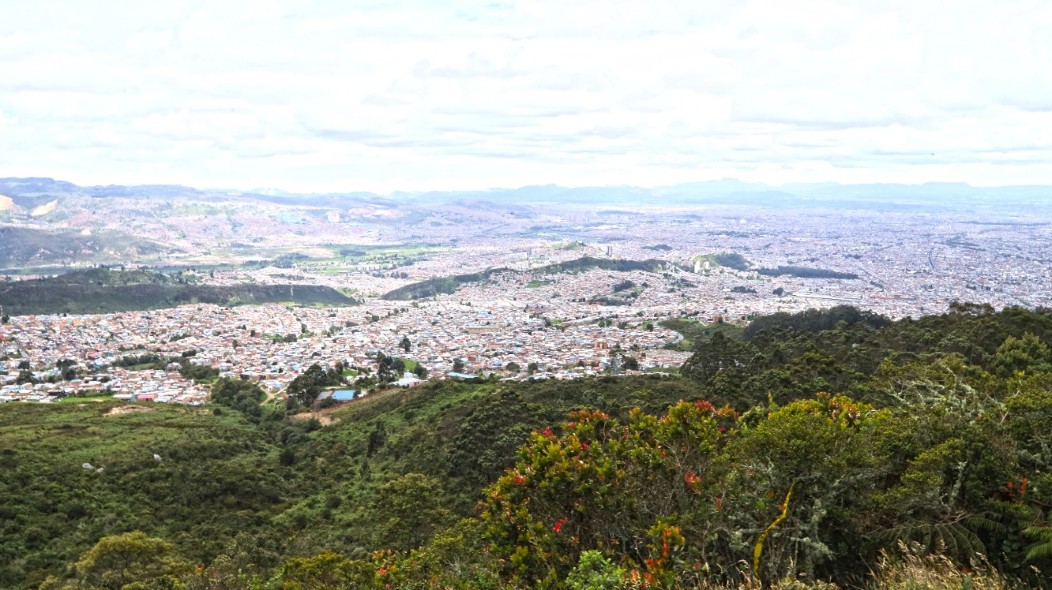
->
xmin=867 ymin=543 xmax=1034 ymax=590
xmin=656 ymin=543 xmax=1037 ymax=590
xmin=103 ymin=404 xmax=155 ymax=417
xmin=288 ymin=410 xmax=337 ymax=426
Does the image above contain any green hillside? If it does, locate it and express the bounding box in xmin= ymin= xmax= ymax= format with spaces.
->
xmin=381 ymin=257 xmax=672 ymax=300
xmin=2 ymin=304 xmax=1051 ymax=589
xmin=0 ymin=268 xmax=357 ymax=315
xmin=380 ymin=268 xmax=509 ymax=300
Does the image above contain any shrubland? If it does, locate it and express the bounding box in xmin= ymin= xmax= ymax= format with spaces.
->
xmin=1 ymin=304 xmax=1050 ymax=589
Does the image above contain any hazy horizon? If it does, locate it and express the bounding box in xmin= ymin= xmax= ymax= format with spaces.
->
xmin=4 ymin=174 xmax=1052 ymax=200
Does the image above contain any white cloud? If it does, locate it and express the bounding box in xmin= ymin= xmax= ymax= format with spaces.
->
xmin=0 ymin=0 xmax=1050 ymax=192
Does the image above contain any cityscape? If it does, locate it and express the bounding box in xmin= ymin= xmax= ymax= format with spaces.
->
xmin=3 ymin=180 xmax=1050 ymax=405
xmin=4 ymin=2 xmax=1052 ymax=586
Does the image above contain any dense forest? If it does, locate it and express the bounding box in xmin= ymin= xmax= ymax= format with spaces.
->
xmin=0 ymin=268 xmax=357 ymax=315
xmin=755 ymin=266 xmax=860 ymax=280
xmin=381 ymin=258 xmax=671 ymax=301
xmin=2 ymin=304 xmax=1051 ymax=589
xmin=381 ymin=268 xmax=510 ymax=300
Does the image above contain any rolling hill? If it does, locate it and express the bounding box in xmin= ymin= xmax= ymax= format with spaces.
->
xmin=0 ymin=268 xmax=357 ymax=315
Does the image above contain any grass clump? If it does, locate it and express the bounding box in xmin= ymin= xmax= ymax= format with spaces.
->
xmin=868 ymin=543 xmax=1033 ymax=590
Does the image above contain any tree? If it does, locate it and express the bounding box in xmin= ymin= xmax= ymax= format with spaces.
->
xmin=680 ymin=331 xmax=753 ymax=385
xmin=400 ymin=335 xmax=412 ymax=353
xmin=372 ymin=473 xmax=453 ymax=550
xmin=59 ymin=531 xmax=189 ymax=590
xmin=991 ymin=332 xmax=1052 ymax=377
xmin=212 ymin=378 xmax=265 ymax=420
xmin=285 ymin=363 xmax=343 ymax=408
xmin=505 ymin=361 xmax=521 ymax=373
xmin=452 ymin=358 xmax=466 ymax=373
xmin=528 ymin=362 xmax=539 ymax=374
xmin=483 ymin=402 xmax=734 ymax=586
xmin=449 ymin=390 xmax=539 ymax=489
xmin=367 ymin=421 xmax=387 ymax=456
xmin=279 ymin=551 xmax=374 ymax=589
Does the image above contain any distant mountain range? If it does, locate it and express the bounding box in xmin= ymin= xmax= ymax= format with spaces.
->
xmin=2 ymin=177 xmax=1051 ymax=211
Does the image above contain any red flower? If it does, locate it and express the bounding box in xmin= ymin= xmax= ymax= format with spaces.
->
xmin=553 ymin=516 xmax=569 ymax=533
xmin=684 ymin=469 xmax=702 ymax=492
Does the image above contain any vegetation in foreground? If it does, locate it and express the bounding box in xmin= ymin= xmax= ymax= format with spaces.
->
xmin=0 ymin=304 xmax=1049 ymax=589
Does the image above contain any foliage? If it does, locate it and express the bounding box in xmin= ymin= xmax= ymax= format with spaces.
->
xmin=212 ymin=378 xmax=266 ymax=421
xmin=482 ymin=401 xmax=734 ymax=587
xmin=756 ymin=266 xmax=860 ymax=280
xmin=0 ymin=402 xmax=280 ymax=589
xmin=39 ymin=531 xmax=190 ymax=590
xmin=371 ymin=473 xmax=453 ymax=550
xmin=284 ymin=362 xmax=346 ymax=408
xmin=656 ymin=317 xmax=749 ymax=349
xmin=2 ymin=305 xmax=1051 ymax=589
xmin=382 ymin=257 xmax=669 ymax=300
xmin=742 ymin=305 xmax=889 ymax=340
xmin=711 ymin=252 xmax=751 ymax=271
xmin=565 ymin=551 xmax=624 ymax=590
xmin=0 ymin=268 xmax=356 ymax=316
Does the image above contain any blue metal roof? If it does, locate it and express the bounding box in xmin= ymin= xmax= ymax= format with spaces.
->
xmin=332 ymin=389 xmax=357 ymax=401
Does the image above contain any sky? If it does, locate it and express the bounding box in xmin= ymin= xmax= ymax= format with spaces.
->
xmin=1 ymin=0 xmax=1050 ymax=194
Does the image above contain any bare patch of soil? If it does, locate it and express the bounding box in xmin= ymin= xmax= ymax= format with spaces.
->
xmin=104 ymin=405 xmax=155 ymax=417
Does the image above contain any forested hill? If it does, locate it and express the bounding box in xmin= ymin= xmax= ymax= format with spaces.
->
xmin=380 ymin=267 xmax=508 ymax=300
xmin=3 ymin=304 xmax=1052 ymax=589
xmin=381 ymin=257 xmax=671 ymax=300
xmin=0 ymin=268 xmax=357 ymax=315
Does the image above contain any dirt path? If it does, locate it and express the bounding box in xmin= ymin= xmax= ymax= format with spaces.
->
xmin=288 ymin=404 xmax=341 ymax=426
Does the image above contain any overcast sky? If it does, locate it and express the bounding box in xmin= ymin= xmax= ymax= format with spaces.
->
xmin=1 ymin=0 xmax=1050 ymax=193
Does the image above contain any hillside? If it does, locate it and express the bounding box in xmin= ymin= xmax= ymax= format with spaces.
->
xmin=0 ymin=375 xmax=706 ymax=589
xmin=0 ymin=227 xmax=172 ymax=268
xmin=380 ymin=268 xmax=509 ymax=301
xmin=381 ymin=257 xmax=672 ymax=300
xmin=2 ymin=305 xmax=1051 ymax=589
xmin=534 ymin=256 xmax=671 ymax=275
xmin=0 ymin=268 xmax=357 ymax=315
